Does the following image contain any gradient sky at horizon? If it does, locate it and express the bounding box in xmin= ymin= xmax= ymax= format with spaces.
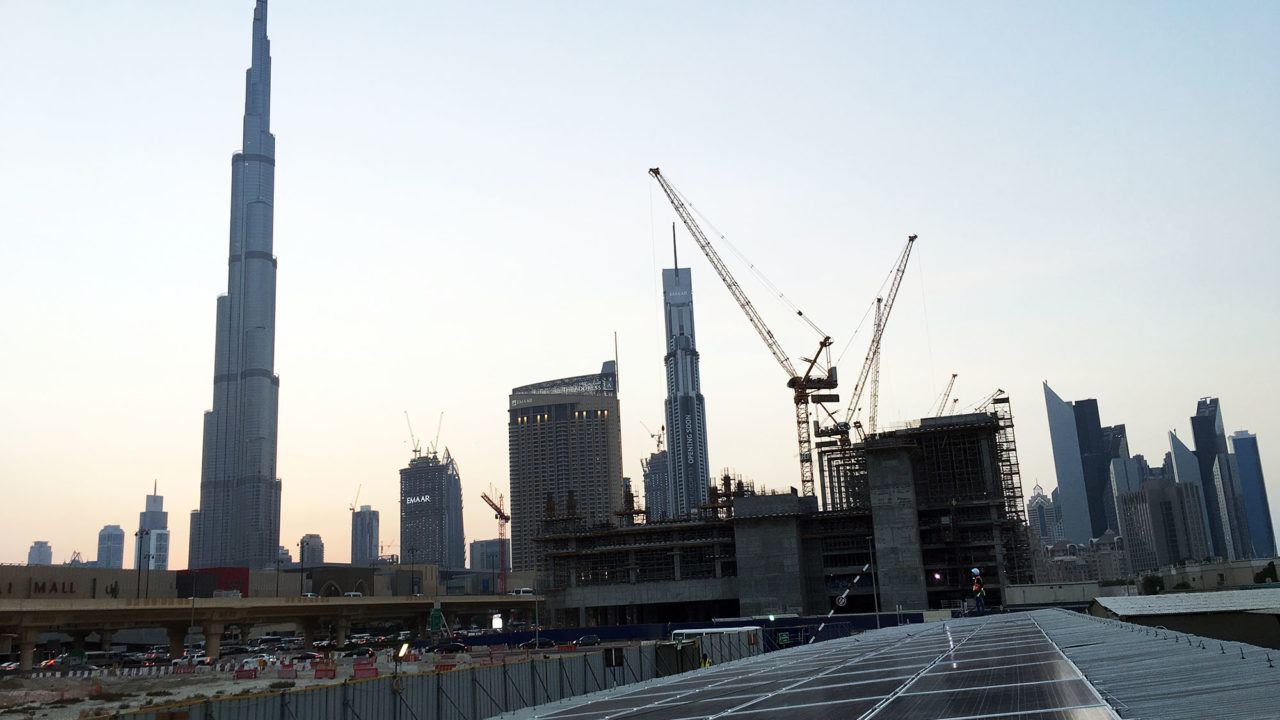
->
xmin=1 ymin=1 xmax=1277 ymax=569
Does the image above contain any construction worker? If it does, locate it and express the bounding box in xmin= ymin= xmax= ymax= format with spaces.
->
xmin=700 ymin=653 xmax=712 ymax=669
xmin=971 ymin=568 xmax=986 ymax=614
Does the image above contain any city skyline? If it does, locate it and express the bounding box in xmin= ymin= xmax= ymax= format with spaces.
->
xmin=1 ymin=2 xmax=1276 ymax=568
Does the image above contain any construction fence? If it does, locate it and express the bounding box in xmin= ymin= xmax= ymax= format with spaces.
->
xmin=86 ymin=630 xmax=764 ymax=720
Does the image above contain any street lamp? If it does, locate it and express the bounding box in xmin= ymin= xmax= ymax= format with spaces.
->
xmin=299 ymin=539 xmax=308 ymax=596
xmin=134 ymin=529 xmax=151 ymax=599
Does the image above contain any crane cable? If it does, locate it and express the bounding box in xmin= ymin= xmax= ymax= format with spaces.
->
xmin=670 ymin=179 xmax=830 ymax=345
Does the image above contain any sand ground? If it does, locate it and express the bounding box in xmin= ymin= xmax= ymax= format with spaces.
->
xmin=0 ymin=655 xmax=460 ymax=720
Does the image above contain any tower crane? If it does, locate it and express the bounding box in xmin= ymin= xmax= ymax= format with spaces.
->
xmin=868 ymin=298 xmax=883 ymax=434
xmin=480 ymin=488 xmax=510 ymax=594
xmin=932 ymin=373 xmax=958 ymax=417
xmin=649 ymin=168 xmax=836 ymax=498
xmin=404 ymin=411 xmax=422 ymax=458
xmin=639 ymin=421 xmax=665 ymax=453
xmin=348 ymin=483 xmax=362 ymax=512
xmin=818 ymin=235 xmax=916 ymax=443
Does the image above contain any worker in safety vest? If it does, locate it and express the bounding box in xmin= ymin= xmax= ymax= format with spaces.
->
xmin=971 ymin=568 xmax=986 ymax=614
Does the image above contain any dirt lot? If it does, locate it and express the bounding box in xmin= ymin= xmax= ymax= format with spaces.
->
xmin=0 ymin=656 xmax=447 ymax=720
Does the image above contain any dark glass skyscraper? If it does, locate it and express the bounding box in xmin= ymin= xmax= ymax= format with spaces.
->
xmin=1191 ymin=398 xmax=1251 ymax=560
xmin=662 ymin=266 xmax=710 ymax=518
xmin=400 ymin=450 xmax=465 ymax=569
xmin=1230 ymin=431 xmax=1273 ymax=559
xmin=189 ymin=0 xmax=282 ymax=570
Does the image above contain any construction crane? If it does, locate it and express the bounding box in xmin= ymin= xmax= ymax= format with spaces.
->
xmin=639 ymin=421 xmax=665 ymax=452
xmin=973 ymin=388 xmax=1006 ymax=412
xmin=348 ymin=483 xmax=362 ymax=512
xmin=404 ymin=411 xmax=422 ymax=458
xmin=649 ymin=168 xmax=836 ymax=498
xmin=480 ymin=488 xmax=510 ymax=594
xmin=429 ymin=412 xmax=445 ymax=457
xmin=932 ymin=373 xmax=958 ymax=417
xmin=819 ymin=235 xmax=917 ymax=443
xmin=868 ymin=298 xmax=883 ymax=434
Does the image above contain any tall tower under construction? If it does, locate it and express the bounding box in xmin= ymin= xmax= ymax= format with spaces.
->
xmin=399 ymin=450 xmax=466 ymax=569
xmin=189 ymin=0 xmax=282 ymax=570
xmin=662 ymin=262 xmax=711 ymax=518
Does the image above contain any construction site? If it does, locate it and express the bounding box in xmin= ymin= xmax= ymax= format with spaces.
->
xmin=519 ymin=170 xmax=1034 ymax=628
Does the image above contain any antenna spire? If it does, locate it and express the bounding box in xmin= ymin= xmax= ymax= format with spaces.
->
xmin=672 ymin=222 xmax=679 ymax=278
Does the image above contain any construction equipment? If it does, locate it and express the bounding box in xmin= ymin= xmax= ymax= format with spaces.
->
xmin=868 ymin=299 xmax=883 ymax=434
xmin=818 ymin=235 xmax=916 ymax=443
xmin=404 ymin=411 xmax=422 ymax=458
xmin=639 ymin=421 xmax=665 ymax=452
xmin=480 ymin=488 xmax=510 ymax=595
xmin=348 ymin=483 xmax=363 ymax=512
xmin=932 ymin=373 xmax=958 ymax=417
xmin=649 ymin=167 xmax=836 ymax=498
xmin=429 ymin=412 xmax=445 ymax=457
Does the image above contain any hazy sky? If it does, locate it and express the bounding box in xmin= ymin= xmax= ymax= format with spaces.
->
xmin=2 ymin=1 xmax=1276 ymax=569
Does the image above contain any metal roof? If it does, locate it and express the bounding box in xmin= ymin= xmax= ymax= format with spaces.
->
xmin=1092 ymin=588 xmax=1280 ymax=617
xmin=496 ymin=609 xmax=1280 ymax=719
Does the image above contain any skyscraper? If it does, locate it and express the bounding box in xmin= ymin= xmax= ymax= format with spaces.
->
xmin=1231 ymin=431 xmax=1274 ymax=559
xmin=1191 ymin=398 xmax=1251 ymax=560
xmin=1043 ymin=383 xmax=1093 ymax=544
xmin=190 ymin=0 xmax=282 ymax=571
xmin=1043 ymin=384 xmax=1131 ymax=542
xmin=351 ymin=505 xmax=379 ymax=567
xmin=400 ymin=449 xmax=465 ymax=569
xmin=96 ymin=525 xmax=125 ymax=569
xmin=27 ymin=542 xmax=51 ymax=566
xmin=298 ymin=534 xmax=324 ymax=566
xmin=662 ymin=263 xmax=711 ymax=518
xmin=135 ymin=488 xmax=170 ymax=571
xmin=1026 ymin=484 xmax=1059 ymax=542
xmin=641 ymin=448 xmax=670 ymax=520
xmin=1168 ymin=430 xmax=1214 ymax=556
xmin=508 ymin=362 xmax=623 ymax=572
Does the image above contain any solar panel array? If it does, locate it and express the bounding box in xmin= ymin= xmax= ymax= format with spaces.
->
xmin=514 ymin=613 xmax=1117 ymax=719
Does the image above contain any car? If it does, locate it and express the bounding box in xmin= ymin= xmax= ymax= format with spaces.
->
xmin=0 ymin=661 xmax=20 ymax=672
xmin=431 ymin=641 xmax=466 ymax=653
xmin=290 ymin=652 xmax=324 ymax=663
xmin=519 ymin=637 xmax=556 ymax=650
xmin=574 ymin=634 xmax=601 ymax=647
xmin=508 ymin=588 xmax=534 ymax=596
xmin=172 ymin=654 xmax=212 ymax=666
xmin=239 ymin=653 xmax=276 ymax=667
xmin=220 ymin=645 xmax=252 ymax=656
xmin=342 ymin=591 xmax=364 ymax=597
xmin=301 ymin=592 xmax=319 ymax=598
xmin=342 ymin=647 xmax=376 ymax=658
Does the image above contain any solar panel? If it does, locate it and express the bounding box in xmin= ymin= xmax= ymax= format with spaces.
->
xmin=517 ymin=613 xmax=1119 ymax=719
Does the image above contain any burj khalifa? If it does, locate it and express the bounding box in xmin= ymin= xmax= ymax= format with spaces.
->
xmin=189 ymin=0 xmax=282 ymax=570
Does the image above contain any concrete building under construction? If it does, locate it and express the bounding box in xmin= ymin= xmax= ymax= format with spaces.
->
xmin=539 ymin=398 xmax=1033 ymax=626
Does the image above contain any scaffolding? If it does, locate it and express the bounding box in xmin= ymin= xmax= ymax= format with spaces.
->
xmin=991 ymin=396 xmax=1033 ymax=584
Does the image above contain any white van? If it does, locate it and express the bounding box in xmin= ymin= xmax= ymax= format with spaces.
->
xmin=509 ymin=588 xmax=534 ymax=596
xmin=343 ymin=591 xmax=364 ymax=597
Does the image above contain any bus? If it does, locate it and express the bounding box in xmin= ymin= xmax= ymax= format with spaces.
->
xmin=670 ymin=626 xmax=762 ymax=643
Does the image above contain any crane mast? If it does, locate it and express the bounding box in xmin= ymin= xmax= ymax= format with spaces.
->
xmin=828 ymin=235 xmax=916 ymax=441
xmin=480 ymin=490 xmax=510 ymax=595
xmin=869 ymin=298 xmax=883 ymax=434
xmin=649 ymin=168 xmax=836 ymax=498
